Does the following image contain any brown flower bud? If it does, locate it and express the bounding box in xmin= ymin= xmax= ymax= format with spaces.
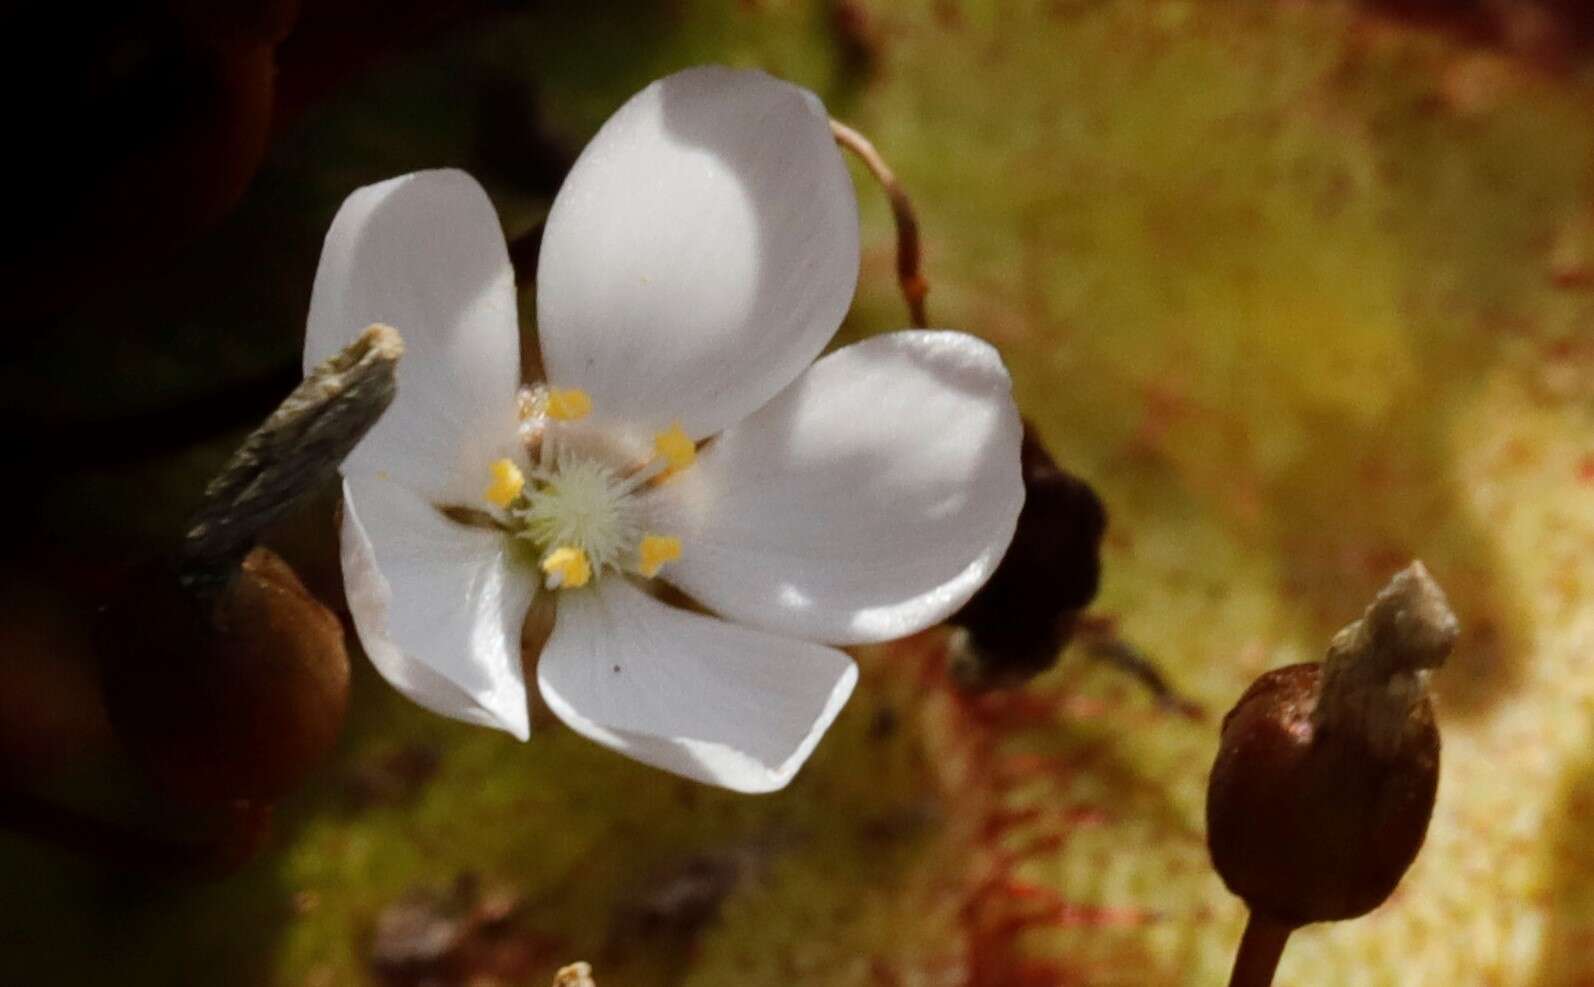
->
xmin=948 ymin=420 xmax=1107 ymax=689
xmin=1207 ymin=562 xmax=1457 ymax=929
xmin=98 ymin=546 xmax=349 ymax=805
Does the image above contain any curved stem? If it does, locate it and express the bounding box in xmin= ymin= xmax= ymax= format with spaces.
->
xmin=1072 ymin=615 xmax=1204 ymax=719
xmin=1228 ymin=911 xmax=1294 ymax=987
xmin=830 ymin=119 xmax=929 ymax=328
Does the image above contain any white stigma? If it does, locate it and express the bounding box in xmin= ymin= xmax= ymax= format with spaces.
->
xmin=513 ymin=455 xmax=637 ymax=577
xmin=478 ymin=388 xmax=691 ymax=591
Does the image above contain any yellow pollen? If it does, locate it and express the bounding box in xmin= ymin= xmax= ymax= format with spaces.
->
xmin=484 ymin=458 xmax=525 ymax=507
xmin=547 ymin=387 xmax=593 ymax=421
xmin=637 ymin=534 xmax=682 ymax=578
xmin=653 ymin=423 xmax=696 ymax=472
xmin=541 ymin=546 xmax=591 ymax=589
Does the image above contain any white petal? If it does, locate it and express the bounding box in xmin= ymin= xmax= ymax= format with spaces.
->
xmin=537 ymin=578 xmax=857 ymax=793
xmin=642 ymin=330 xmax=1024 ymax=645
xmin=341 ymin=476 xmax=533 ymax=740
xmin=536 ymin=66 xmax=859 ymax=440
xmin=305 ymin=169 xmax=523 ymax=502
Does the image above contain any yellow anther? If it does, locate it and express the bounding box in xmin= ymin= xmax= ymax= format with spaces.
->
xmin=653 ymin=423 xmax=696 ymax=472
xmin=541 ymin=546 xmax=592 ymax=589
xmin=547 ymin=387 xmax=593 ymax=422
xmin=637 ymin=534 xmax=682 ymax=578
xmin=484 ymin=458 xmax=525 ymax=507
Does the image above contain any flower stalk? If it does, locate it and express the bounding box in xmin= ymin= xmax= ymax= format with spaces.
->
xmin=831 ymin=118 xmax=929 ymax=328
xmin=1228 ymin=911 xmax=1294 ymax=987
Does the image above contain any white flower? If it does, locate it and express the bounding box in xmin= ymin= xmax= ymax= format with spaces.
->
xmin=303 ymin=66 xmax=1024 ymax=792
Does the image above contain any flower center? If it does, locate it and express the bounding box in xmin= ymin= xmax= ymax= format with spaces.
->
xmin=481 ymin=388 xmax=689 ymax=591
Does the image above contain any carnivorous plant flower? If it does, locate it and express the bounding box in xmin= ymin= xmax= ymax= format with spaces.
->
xmin=304 ymin=66 xmax=1024 ymax=792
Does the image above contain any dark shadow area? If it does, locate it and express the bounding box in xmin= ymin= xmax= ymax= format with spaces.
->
xmin=0 ymin=3 xmax=692 ymax=984
xmin=1359 ymin=0 xmax=1594 ymax=60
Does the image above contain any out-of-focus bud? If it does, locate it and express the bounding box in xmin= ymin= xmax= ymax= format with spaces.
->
xmin=553 ymin=963 xmax=597 ymax=987
xmin=1207 ymin=562 xmax=1457 ymax=985
xmin=947 ymin=420 xmax=1107 ymax=689
xmin=0 ymin=577 xmax=116 ymax=780
xmin=98 ymin=547 xmax=349 ymax=804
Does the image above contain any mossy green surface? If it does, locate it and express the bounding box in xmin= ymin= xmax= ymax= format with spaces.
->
xmin=5 ymin=1 xmax=1594 ymax=984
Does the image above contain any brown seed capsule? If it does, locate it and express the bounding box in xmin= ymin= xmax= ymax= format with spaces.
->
xmin=1207 ymin=662 xmax=1439 ymax=924
xmin=94 ymin=327 xmax=399 ymax=806
xmin=1207 ymin=562 xmax=1457 ymax=927
xmin=86 ymin=327 xmax=399 ymax=820
xmin=99 ymin=547 xmax=350 ymax=805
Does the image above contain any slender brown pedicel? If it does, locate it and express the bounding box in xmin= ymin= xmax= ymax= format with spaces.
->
xmin=830 ymin=118 xmax=929 ymax=329
xmin=1207 ymin=562 xmax=1458 ymax=987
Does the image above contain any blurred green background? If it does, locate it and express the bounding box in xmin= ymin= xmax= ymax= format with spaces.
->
xmin=3 ymin=1 xmax=1593 ymax=984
